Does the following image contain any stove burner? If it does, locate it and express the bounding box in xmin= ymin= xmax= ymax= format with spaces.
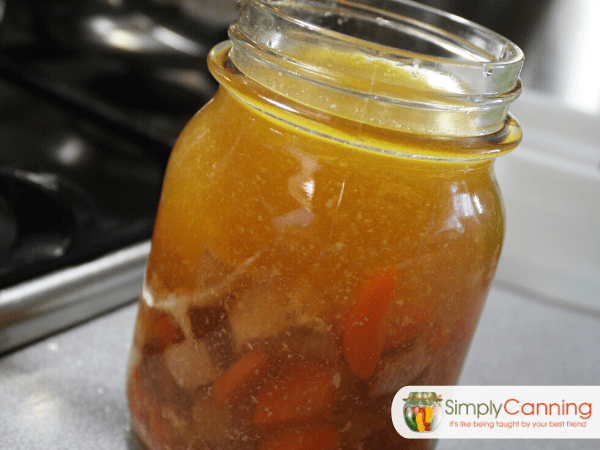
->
xmin=0 ymin=0 xmax=231 ymax=353
xmin=0 ymin=169 xmax=77 ymax=267
xmin=0 ymin=192 xmax=19 ymax=260
xmin=0 ymin=75 xmax=164 ymax=288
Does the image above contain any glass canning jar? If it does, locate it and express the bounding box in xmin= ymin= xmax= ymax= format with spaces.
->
xmin=126 ymin=1 xmax=524 ymax=449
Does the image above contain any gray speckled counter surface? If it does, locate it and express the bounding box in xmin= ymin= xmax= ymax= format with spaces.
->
xmin=1 ymin=283 xmax=599 ymax=450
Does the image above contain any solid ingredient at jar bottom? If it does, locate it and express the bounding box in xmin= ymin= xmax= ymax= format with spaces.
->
xmin=126 ymin=83 xmax=505 ymax=450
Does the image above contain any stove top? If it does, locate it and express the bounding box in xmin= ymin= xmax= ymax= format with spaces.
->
xmin=0 ymin=75 xmax=165 ymax=288
xmin=0 ymin=0 xmax=229 ymax=353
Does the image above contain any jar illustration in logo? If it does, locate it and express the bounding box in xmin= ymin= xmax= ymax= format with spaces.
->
xmin=404 ymin=392 xmax=443 ymax=432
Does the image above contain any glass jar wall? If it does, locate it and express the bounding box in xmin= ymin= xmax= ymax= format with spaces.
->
xmin=126 ymin=1 xmax=523 ymax=449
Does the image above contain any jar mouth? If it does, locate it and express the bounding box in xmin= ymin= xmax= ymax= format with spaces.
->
xmin=229 ymin=0 xmax=524 ymax=136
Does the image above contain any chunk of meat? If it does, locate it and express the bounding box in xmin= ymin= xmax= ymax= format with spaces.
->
xmin=367 ymin=340 xmax=431 ymax=397
xmin=188 ymin=305 xmax=228 ymax=339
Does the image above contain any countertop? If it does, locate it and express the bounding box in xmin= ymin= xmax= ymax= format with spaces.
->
xmin=1 ymin=283 xmax=599 ymax=450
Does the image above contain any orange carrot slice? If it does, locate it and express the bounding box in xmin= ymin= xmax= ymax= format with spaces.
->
xmin=213 ymin=347 xmax=269 ymax=405
xmin=342 ymin=269 xmax=398 ymax=379
xmin=259 ymin=425 xmax=340 ymax=450
xmin=253 ymin=363 xmax=336 ymax=428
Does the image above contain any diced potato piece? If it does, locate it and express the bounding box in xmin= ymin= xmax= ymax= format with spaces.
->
xmin=228 ymin=280 xmax=297 ymax=351
xmin=163 ymin=339 xmax=218 ymax=389
xmin=367 ymin=341 xmax=431 ymax=397
xmin=228 ymin=278 xmax=330 ymax=352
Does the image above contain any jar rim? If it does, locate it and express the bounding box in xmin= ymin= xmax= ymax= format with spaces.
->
xmin=245 ymin=0 xmax=523 ymax=67
xmin=229 ymin=0 xmax=524 ymax=136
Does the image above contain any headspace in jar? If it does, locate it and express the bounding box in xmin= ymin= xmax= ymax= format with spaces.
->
xmin=126 ymin=1 xmax=524 ymax=449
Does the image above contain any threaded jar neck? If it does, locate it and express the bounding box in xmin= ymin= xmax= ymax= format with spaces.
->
xmin=228 ymin=0 xmax=524 ymax=137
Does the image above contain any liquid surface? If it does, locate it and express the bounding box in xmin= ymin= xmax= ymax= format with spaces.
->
xmin=126 ymin=46 xmax=512 ymax=450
